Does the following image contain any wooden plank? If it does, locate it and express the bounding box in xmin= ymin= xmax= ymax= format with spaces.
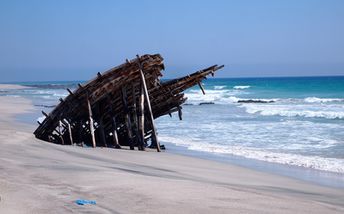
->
xmin=65 ymin=120 xmax=74 ymax=145
xmin=77 ymin=121 xmax=84 ymax=147
xmin=131 ymin=84 xmax=141 ymax=149
xmin=67 ymin=88 xmax=74 ymax=95
xmin=138 ymin=83 xmax=145 ymax=150
xmin=137 ymin=55 xmax=161 ymax=152
xmin=198 ymin=82 xmax=205 ymax=95
xmin=95 ymin=103 xmax=107 ymax=147
xmin=58 ymin=120 xmax=65 ymax=145
xmin=121 ymin=87 xmax=134 ymax=150
xmin=87 ymin=97 xmax=96 ymax=148
xmin=42 ymin=111 xmax=49 ymax=118
xmin=98 ymin=117 xmax=107 ymax=147
xmin=112 ymin=116 xmax=121 ymax=149
xmin=178 ymin=106 xmax=183 ymax=120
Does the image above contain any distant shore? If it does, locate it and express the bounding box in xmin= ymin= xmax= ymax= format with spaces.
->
xmin=0 ymin=84 xmax=31 ymax=90
xmin=1 ymin=85 xmax=344 ymax=213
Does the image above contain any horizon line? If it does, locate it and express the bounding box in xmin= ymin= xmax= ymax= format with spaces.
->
xmin=1 ymin=74 xmax=344 ymax=84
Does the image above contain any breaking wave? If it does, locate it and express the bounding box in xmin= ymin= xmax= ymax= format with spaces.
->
xmin=185 ymin=90 xmax=344 ymax=120
xmin=233 ymin=85 xmax=251 ymax=89
xmin=242 ymin=104 xmax=344 ymax=120
xmin=304 ymin=97 xmax=344 ymax=103
xmin=160 ymin=135 xmax=344 ymax=174
xmin=214 ymin=85 xmax=226 ymax=90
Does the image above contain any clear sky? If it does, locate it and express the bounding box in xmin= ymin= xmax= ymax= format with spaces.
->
xmin=0 ymin=0 xmax=344 ymax=82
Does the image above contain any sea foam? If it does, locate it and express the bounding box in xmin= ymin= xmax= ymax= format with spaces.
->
xmin=160 ymin=135 xmax=344 ymax=174
xmin=214 ymin=85 xmax=226 ymax=90
xmin=242 ymin=104 xmax=344 ymax=119
xmin=304 ymin=97 xmax=344 ymax=103
xmin=233 ymin=85 xmax=251 ymax=89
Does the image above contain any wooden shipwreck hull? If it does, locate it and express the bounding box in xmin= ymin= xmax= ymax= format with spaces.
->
xmin=34 ymin=54 xmax=224 ymax=151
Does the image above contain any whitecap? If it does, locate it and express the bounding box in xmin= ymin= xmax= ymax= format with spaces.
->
xmin=242 ymin=103 xmax=344 ymax=119
xmin=233 ymin=85 xmax=250 ymax=90
xmin=160 ymin=135 xmax=344 ymax=174
xmin=304 ymin=97 xmax=344 ymax=103
xmin=214 ymin=85 xmax=226 ymax=90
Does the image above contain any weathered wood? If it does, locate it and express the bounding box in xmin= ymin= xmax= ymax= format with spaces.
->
xmin=42 ymin=111 xmax=49 ymax=118
xmin=198 ymin=82 xmax=205 ymax=95
xmin=67 ymin=88 xmax=74 ymax=95
xmin=98 ymin=117 xmax=107 ymax=147
xmin=95 ymin=103 xmax=107 ymax=147
xmin=137 ymin=55 xmax=161 ymax=152
xmin=178 ymin=106 xmax=183 ymax=120
xmin=58 ymin=120 xmax=65 ymax=145
xmin=77 ymin=121 xmax=84 ymax=146
xmin=87 ymin=98 xmax=96 ymax=148
xmin=131 ymin=84 xmax=140 ymax=149
xmin=138 ymin=83 xmax=145 ymax=150
xmin=112 ymin=116 xmax=121 ymax=149
xmin=65 ymin=120 xmax=73 ymax=145
xmin=33 ymin=54 xmax=224 ymax=152
xmin=122 ymin=87 xmax=134 ymax=150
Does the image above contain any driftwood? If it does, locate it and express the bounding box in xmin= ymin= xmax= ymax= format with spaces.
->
xmin=34 ymin=54 xmax=224 ymax=151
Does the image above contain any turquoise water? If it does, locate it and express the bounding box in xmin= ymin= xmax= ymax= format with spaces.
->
xmin=157 ymin=76 xmax=344 ymax=175
xmin=2 ymin=76 xmax=344 ymax=181
xmin=202 ymin=76 xmax=344 ymax=99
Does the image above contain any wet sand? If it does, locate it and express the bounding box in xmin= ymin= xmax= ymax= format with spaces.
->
xmin=0 ymin=89 xmax=344 ymax=213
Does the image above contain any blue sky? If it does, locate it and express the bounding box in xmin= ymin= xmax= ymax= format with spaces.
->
xmin=0 ymin=0 xmax=344 ymax=82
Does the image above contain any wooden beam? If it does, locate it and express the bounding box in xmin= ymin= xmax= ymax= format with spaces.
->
xmin=112 ymin=116 xmax=121 ymax=149
xmin=41 ymin=111 xmax=49 ymax=118
xmin=121 ymin=87 xmax=134 ymax=150
xmin=106 ymin=94 xmax=121 ymax=149
xmin=98 ymin=117 xmax=107 ymax=147
xmin=95 ymin=103 xmax=107 ymax=147
xmin=131 ymin=84 xmax=141 ymax=149
xmin=67 ymin=88 xmax=74 ymax=95
xmin=178 ymin=106 xmax=183 ymax=120
xmin=138 ymin=83 xmax=145 ymax=150
xmin=77 ymin=121 xmax=84 ymax=147
xmin=137 ymin=55 xmax=161 ymax=152
xmin=87 ymin=97 xmax=96 ymax=148
xmin=65 ymin=119 xmax=73 ymax=145
xmin=198 ymin=82 xmax=205 ymax=95
xmin=58 ymin=120 xmax=65 ymax=145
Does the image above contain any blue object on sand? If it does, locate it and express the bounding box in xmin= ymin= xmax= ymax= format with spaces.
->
xmin=75 ymin=199 xmax=97 ymax=205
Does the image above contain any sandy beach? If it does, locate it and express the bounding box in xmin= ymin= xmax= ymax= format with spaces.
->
xmin=1 ymin=86 xmax=344 ymax=213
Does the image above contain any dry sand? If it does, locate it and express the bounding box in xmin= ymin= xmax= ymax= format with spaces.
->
xmin=0 ymin=93 xmax=344 ymax=213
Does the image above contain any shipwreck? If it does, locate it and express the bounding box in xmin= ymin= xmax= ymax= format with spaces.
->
xmin=34 ymin=54 xmax=224 ymax=151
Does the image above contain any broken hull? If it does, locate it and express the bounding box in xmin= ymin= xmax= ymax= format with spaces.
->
xmin=33 ymin=54 xmax=223 ymax=150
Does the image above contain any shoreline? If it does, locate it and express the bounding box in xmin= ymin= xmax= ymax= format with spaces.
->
xmin=162 ymin=142 xmax=344 ymax=189
xmin=1 ymin=90 xmax=344 ymax=213
xmin=15 ymin=102 xmax=344 ymax=190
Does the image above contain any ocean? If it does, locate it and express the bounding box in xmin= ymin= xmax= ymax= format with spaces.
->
xmin=2 ymin=76 xmax=344 ymax=187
